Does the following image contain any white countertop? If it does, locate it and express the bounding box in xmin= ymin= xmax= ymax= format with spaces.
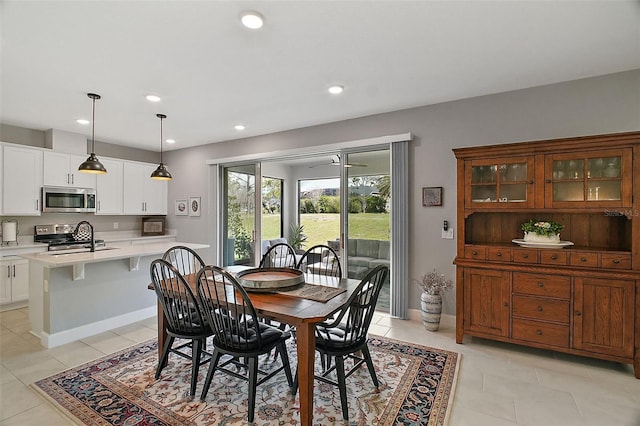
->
xmin=20 ymin=242 xmax=209 ymax=267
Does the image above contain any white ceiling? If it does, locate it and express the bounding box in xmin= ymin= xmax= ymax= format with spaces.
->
xmin=1 ymin=1 xmax=639 ymax=152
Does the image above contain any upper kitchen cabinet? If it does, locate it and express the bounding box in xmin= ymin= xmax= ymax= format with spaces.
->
xmin=465 ymin=156 xmax=535 ymax=209
xmin=43 ymin=151 xmax=97 ymax=189
xmin=544 ymin=149 xmax=632 ymax=209
xmin=2 ymin=144 xmax=43 ymax=215
xmin=95 ymin=158 xmax=123 ymax=215
xmin=122 ymin=161 xmax=167 ymax=215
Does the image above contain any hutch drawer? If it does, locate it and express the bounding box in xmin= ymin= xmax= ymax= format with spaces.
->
xmin=465 ymin=246 xmax=487 ymax=260
xmin=512 ymin=295 xmax=570 ymax=323
xmin=513 ymin=249 xmax=538 ymax=263
xmin=513 ymin=273 xmax=571 ymax=299
xmin=570 ymin=252 xmax=599 ymax=268
xmin=601 ymin=253 xmax=632 ymax=270
xmin=512 ymin=318 xmax=570 ymax=348
xmin=488 ymin=247 xmax=512 ymax=261
xmin=540 ymin=250 xmax=568 ymax=266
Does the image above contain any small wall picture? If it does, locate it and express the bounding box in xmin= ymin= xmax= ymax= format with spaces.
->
xmin=422 ymin=186 xmax=443 ymax=207
xmin=141 ymin=217 xmax=166 ymax=236
xmin=175 ymin=199 xmax=188 ymax=216
xmin=189 ymin=196 xmax=201 ymax=217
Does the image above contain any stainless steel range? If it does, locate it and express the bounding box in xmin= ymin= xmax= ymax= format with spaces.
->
xmin=34 ymin=224 xmax=105 ymax=252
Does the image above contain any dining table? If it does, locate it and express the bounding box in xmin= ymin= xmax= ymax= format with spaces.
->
xmin=150 ymin=268 xmax=359 ymax=426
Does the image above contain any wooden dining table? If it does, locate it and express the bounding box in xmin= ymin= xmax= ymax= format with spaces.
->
xmin=151 ymin=270 xmax=358 ymax=426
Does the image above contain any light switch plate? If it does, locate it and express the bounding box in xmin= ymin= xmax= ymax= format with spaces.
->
xmin=442 ymin=228 xmax=454 ymax=239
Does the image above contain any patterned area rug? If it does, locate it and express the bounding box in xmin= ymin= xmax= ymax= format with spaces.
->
xmin=33 ymin=336 xmax=460 ymax=425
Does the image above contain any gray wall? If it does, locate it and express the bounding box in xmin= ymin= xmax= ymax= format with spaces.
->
xmin=165 ymin=69 xmax=640 ymax=315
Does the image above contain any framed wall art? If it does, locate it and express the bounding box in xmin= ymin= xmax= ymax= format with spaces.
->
xmin=422 ymin=187 xmax=443 ymax=207
xmin=175 ymin=199 xmax=188 ymax=216
xmin=141 ymin=216 xmax=166 ymax=236
xmin=189 ymin=196 xmax=201 ymax=217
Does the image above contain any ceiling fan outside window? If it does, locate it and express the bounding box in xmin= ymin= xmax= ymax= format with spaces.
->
xmin=309 ymin=154 xmax=367 ymax=168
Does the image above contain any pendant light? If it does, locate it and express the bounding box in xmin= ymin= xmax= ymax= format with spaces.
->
xmin=150 ymin=113 xmax=172 ymax=180
xmin=78 ymin=93 xmax=108 ymax=174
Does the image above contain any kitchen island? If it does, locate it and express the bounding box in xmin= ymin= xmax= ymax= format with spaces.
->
xmin=21 ymin=242 xmax=208 ymax=348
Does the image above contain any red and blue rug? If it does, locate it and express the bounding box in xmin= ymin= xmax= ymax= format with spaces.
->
xmin=33 ymin=335 xmax=459 ymax=425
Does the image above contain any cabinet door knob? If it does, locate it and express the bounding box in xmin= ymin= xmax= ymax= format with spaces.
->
xmin=550 ymin=255 xmax=557 ymax=260
xmin=536 ymin=330 xmax=543 ymax=335
xmin=545 ymin=179 xmax=552 ymax=183
xmin=538 ymin=282 xmax=544 ymax=287
xmin=528 ymin=180 xmax=534 ymax=184
xmin=537 ymin=306 xmax=543 ymax=312
xmin=613 ymin=258 xmax=620 ymax=264
xmin=503 ymin=302 xmax=509 ymax=307
xmin=575 ymin=311 xmax=582 ymax=316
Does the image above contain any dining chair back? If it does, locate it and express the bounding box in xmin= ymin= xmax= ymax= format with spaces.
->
xmin=294 ymin=264 xmax=388 ymax=420
xmin=149 ymin=258 xmax=213 ymax=398
xmin=296 ymin=244 xmax=342 ymax=279
xmin=162 ymin=245 xmax=205 ymax=276
xmin=195 ymin=265 xmax=294 ymax=422
xmin=259 ymin=242 xmax=297 ymax=268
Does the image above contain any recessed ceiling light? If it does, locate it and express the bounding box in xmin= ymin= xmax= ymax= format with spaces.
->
xmin=76 ymin=119 xmax=90 ymax=125
xmin=328 ymin=85 xmax=344 ymax=95
xmin=240 ymin=11 xmax=264 ymax=29
xmin=165 ymin=139 xmax=175 ymax=144
xmin=146 ymin=95 xmax=161 ymax=102
xmin=234 ymin=124 xmax=246 ymax=131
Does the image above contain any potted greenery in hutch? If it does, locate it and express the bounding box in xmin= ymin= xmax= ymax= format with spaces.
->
xmin=415 ymin=269 xmax=453 ymax=331
xmin=521 ymin=219 xmax=564 ymax=243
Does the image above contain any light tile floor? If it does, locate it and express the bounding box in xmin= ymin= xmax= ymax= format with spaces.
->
xmin=1 ymin=307 xmax=639 ymax=425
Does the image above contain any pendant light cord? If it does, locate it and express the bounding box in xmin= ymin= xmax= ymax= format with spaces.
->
xmin=91 ymin=96 xmax=96 ymax=153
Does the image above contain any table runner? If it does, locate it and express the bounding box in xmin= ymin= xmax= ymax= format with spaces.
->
xmin=275 ymin=282 xmax=346 ymax=302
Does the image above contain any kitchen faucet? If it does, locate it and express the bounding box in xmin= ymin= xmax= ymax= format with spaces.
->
xmin=75 ymin=221 xmax=95 ymax=252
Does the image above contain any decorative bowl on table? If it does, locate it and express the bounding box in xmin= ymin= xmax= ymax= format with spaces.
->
xmin=235 ymin=267 xmax=304 ymax=292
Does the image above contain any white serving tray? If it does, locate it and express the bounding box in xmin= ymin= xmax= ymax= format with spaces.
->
xmin=512 ymin=239 xmax=574 ymax=249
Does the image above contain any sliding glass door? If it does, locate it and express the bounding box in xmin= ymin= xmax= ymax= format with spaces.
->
xmin=222 ymin=164 xmax=260 ymax=267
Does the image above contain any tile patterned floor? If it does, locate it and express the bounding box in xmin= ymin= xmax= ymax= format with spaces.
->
xmin=1 ymin=307 xmax=639 ymax=425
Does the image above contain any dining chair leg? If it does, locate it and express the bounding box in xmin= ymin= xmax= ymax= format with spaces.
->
xmin=155 ymin=336 xmax=175 ymax=379
xmin=291 ymin=366 xmax=298 ymax=395
xmin=334 ymin=355 xmax=349 ymax=421
xmin=361 ymin=344 xmax=379 ymax=388
xmin=247 ymin=357 xmax=259 ymax=423
xmin=278 ymin=341 xmax=294 ymax=388
xmin=190 ymin=338 xmax=203 ymax=398
xmin=200 ymin=349 xmax=222 ymax=401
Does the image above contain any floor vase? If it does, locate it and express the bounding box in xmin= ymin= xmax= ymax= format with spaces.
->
xmin=421 ymin=291 xmax=442 ymax=331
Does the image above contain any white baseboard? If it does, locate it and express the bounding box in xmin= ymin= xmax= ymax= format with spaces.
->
xmin=407 ymin=308 xmax=455 ymax=326
xmin=39 ymin=306 xmax=157 ymax=348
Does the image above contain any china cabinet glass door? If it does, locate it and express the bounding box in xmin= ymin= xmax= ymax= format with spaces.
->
xmin=544 ymin=149 xmax=632 ymax=208
xmin=466 ymin=157 xmax=534 ymax=208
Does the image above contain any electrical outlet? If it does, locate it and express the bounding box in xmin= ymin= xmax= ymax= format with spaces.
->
xmin=442 ymin=228 xmax=454 ymax=239
xmin=113 ymin=222 xmax=119 ymax=230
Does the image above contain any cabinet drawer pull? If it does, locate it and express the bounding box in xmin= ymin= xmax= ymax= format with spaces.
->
xmin=613 ymin=258 xmax=621 ymax=264
xmin=472 ymin=251 xmax=478 ymax=256
xmin=545 ymin=179 xmax=552 ymax=183
xmin=580 ymin=257 xmax=588 ymax=262
xmin=12 ymin=265 xmax=16 ymax=278
xmin=528 ymin=180 xmax=534 ymax=184
xmin=537 ymin=282 xmax=544 ymax=288
xmin=575 ymin=311 xmax=582 ymax=316
xmin=496 ymin=252 xmax=502 ymax=257
xmin=6 ymin=266 xmax=9 ymax=279
xmin=536 ymin=330 xmax=543 ymax=335
xmin=550 ymin=255 xmax=558 ymax=260
xmin=522 ymin=254 xmax=529 ymax=259
xmin=537 ymin=306 xmax=543 ymax=312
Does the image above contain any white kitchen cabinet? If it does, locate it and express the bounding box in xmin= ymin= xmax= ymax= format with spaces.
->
xmin=2 ymin=145 xmax=43 ymax=215
xmin=0 ymin=146 xmax=3 ymax=214
xmin=43 ymin=151 xmax=96 ymax=189
xmin=96 ymin=158 xmax=123 ymax=214
xmin=0 ymin=257 xmax=29 ymax=305
xmin=123 ymin=162 xmax=167 ymax=215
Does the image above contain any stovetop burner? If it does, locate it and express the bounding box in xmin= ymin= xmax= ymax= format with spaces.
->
xmin=34 ymin=224 xmax=105 ymax=251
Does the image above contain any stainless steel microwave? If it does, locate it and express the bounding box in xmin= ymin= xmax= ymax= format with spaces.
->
xmin=41 ymin=186 xmax=96 ymax=213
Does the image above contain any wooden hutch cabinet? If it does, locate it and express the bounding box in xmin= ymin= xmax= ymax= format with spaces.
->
xmin=453 ymin=131 xmax=640 ymax=379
